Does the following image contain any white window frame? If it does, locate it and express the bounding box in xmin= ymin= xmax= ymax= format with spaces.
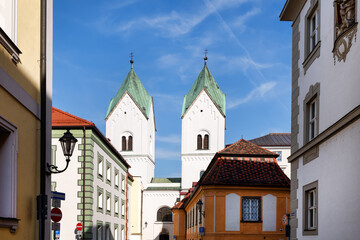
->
xmin=274 ymin=151 xmax=282 ymax=162
xmin=309 ymin=9 xmax=319 ymax=52
xmin=309 ymin=99 xmax=317 ymax=141
xmin=0 ymin=115 xmax=18 ymax=219
xmin=307 ymin=189 xmax=317 ymax=229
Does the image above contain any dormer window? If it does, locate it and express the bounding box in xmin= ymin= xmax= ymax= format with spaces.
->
xmin=121 ymin=133 xmax=133 ymax=151
xmin=197 ymin=132 xmax=209 ymax=150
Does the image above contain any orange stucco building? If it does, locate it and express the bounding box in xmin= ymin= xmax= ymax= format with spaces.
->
xmin=172 ymin=139 xmax=290 ymax=240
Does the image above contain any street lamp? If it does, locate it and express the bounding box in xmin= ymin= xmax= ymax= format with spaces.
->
xmin=47 ymin=130 xmax=77 ymax=174
xmin=196 ymin=199 xmax=205 ymax=224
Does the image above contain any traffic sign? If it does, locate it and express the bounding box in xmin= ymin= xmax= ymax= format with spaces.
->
xmin=52 ymin=222 xmax=60 ymax=231
xmin=51 ymin=208 xmax=62 ymax=222
xmin=76 ymin=222 xmax=83 ymax=231
xmin=282 ymin=214 xmax=288 ymax=226
xmin=51 ymin=191 xmax=65 ymax=200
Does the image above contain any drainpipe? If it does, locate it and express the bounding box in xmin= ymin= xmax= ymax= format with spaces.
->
xmin=39 ymin=0 xmax=48 ymax=239
xmin=82 ymin=127 xmax=86 ymax=239
xmin=126 ymin=172 xmax=128 ymax=240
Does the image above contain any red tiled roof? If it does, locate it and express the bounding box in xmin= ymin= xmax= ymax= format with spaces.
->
xmin=52 ymin=107 xmax=94 ymax=127
xmin=172 ymin=190 xmax=192 ymax=210
xmin=248 ymin=133 xmax=291 ymax=146
xmin=200 ymin=156 xmax=290 ymax=187
xmin=219 ymin=139 xmax=278 ymax=157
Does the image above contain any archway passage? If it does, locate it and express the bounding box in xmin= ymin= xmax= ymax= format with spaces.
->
xmin=159 ymin=234 xmax=169 ymax=240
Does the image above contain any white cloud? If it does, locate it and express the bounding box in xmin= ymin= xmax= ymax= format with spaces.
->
xmin=98 ymin=0 xmax=249 ymax=37
xmin=156 ymin=134 xmax=181 ymax=144
xmin=227 ymin=81 xmax=277 ymax=109
xmin=156 ymin=148 xmax=180 ymax=160
xmin=156 ymin=54 xmax=180 ymax=68
xmin=232 ymin=8 xmax=261 ymax=28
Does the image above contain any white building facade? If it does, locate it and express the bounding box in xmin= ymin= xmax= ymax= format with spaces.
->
xmin=281 ymin=1 xmax=360 ymax=239
xmin=52 ymin=108 xmax=130 ymax=240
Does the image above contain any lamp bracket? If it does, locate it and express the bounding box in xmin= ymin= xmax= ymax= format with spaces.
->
xmin=46 ymin=159 xmax=70 ymax=174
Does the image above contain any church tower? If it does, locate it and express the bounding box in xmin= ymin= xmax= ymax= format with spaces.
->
xmin=181 ymin=56 xmax=226 ymax=189
xmin=105 ymin=59 xmax=155 ymax=185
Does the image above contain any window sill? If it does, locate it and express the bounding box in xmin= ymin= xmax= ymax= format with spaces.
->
xmin=303 ymin=228 xmax=318 ymax=236
xmin=240 ymin=220 xmax=262 ymax=223
xmin=0 ymin=28 xmax=21 ymax=64
xmin=303 ymin=41 xmax=321 ymax=74
xmin=0 ymin=217 xmax=20 ymax=233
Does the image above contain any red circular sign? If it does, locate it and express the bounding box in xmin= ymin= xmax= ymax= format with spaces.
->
xmin=282 ymin=214 xmax=288 ymax=226
xmin=51 ymin=208 xmax=62 ymax=223
xmin=76 ymin=222 xmax=83 ymax=231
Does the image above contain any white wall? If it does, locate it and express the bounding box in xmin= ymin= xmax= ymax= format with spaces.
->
xmin=296 ymin=120 xmax=360 ymax=239
xmin=142 ymin=190 xmax=180 ymax=240
xmin=106 ymin=93 xmax=155 ymax=183
xmin=181 ymin=90 xmax=225 ymax=189
xmin=51 ymin=135 xmax=82 ymax=240
xmin=296 ymin=1 xmax=360 ymax=148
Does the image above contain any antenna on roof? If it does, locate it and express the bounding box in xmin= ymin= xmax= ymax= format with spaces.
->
xmin=204 ymin=49 xmax=208 ymax=65
xmin=130 ymin=52 xmax=134 ymax=69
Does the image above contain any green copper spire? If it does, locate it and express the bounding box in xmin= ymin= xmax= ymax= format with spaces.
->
xmin=181 ymin=63 xmax=226 ymax=117
xmin=106 ymin=61 xmax=152 ymax=119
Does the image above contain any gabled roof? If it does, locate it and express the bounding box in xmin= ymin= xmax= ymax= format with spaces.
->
xmin=219 ymin=139 xmax=279 ymax=157
xmin=106 ymin=67 xmax=152 ymax=119
xmin=248 ymin=133 xmax=291 ymax=146
xmin=181 ymin=65 xmax=226 ymax=117
xmin=52 ymin=107 xmax=130 ymax=169
xmin=53 ymin=107 xmax=95 ymax=127
xmin=200 ymin=156 xmax=290 ymax=187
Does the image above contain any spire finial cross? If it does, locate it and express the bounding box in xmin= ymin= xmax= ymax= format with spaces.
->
xmin=130 ymin=52 xmax=134 ymax=69
xmin=204 ymin=49 xmax=208 ymax=65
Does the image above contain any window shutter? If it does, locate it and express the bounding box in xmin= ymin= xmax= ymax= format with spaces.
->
xmin=128 ymin=136 xmax=133 ymax=151
xmin=204 ymin=134 xmax=209 ymax=149
xmin=122 ymin=136 xmax=126 ymax=151
xmin=197 ymin=134 xmax=202 ymax=149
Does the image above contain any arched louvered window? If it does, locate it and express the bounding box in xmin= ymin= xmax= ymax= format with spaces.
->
xmin=128 ymin=136 xmax=133 ymax=151
xmin=157 ymin=207 xmax=172 ymax=222
xmin=204 ymin=134 xmax=209 ymax=149
xmin=197 ymin=134 xmax=202 ymax=150
xmin=122 ymin=136 xmax=126 ymax=151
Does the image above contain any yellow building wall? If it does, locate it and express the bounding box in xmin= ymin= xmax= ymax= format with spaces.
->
xmin=130 ymin=177 xmax=143 ymax=237
xmin=0 ymin=0 xmax=43 ymax=239
xmin=177 ymin=186 xmax=290 ymax=240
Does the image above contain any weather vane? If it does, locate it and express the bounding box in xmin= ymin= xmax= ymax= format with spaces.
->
xmin=204 ymin=49 xmax=208 ymax=65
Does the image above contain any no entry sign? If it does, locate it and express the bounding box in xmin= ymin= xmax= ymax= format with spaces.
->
xmin=76 ymin=222 xmax=83 ymax=231
xmin=51 ymin=208 xmax=62 ymax=223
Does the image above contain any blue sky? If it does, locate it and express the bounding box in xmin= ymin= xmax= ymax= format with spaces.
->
xmin=53 ymin=0 xmax=292 ymax=178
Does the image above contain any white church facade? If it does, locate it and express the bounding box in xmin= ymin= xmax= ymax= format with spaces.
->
xmin=105 ymin=57 xmax=226 ymax=240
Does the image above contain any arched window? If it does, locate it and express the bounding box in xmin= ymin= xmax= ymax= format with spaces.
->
xmin=204 ymin=134 xmax=209 ymax=149
xmin=122 ymin=136 xmax=126 ymax=151
xmin=197 ymin=134 xmax=202 ymax=150
xmin=121 ymin=133 xmax=133 ymax=151
xmin=157 ymin=207 xmax=172 ymax=222
xmin=128 ymin=136 xmax=133 ymax=151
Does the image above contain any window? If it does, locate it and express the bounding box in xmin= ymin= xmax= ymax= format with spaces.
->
xmin=115 ymin=170 xmax=119 ymax=188
xmin=196 ymin=131 xmax=210 ymax=150
xmin=303 ymin=181 xmax=318 ymax=235
xmin=242 ymin=197 xmax=261 ymax=222
xmin=106 ymin=162 xmax=111 ymax=183
xmin=0 ymin=0 xmax=21 ymax=63
xmin=274 ymin=151 xmax=282 ymax=162
xmin=157 ymin=206 xmax=172 ymax=222
xmin=204 ymin=134 xmax=209 ymax=149
xmin=121 ymin=200 xmax=125 ymax=218
xmin=114 ymin=225 xmax=119 ymax=240
xmin=98 ymin=189 xmax=103 ymax=212
xmin=121 ymin=175 xmax=125 ymax=192
xmin=115 ymin=197 xmax=119 ymax=216
xmin=106 ymin=193 xmax=111 ymax=214
xmin=121 ymin=226 xmax=125 ymax=240
xmin=105 ymin=224 xmax=111 ymax=240
xmin=304 ymin=83 xmax=320 ymax=144
xmin=200 ymin=170 xmax=205 ymax=178
xmin=309 ymin=99 xmax=317 ymax=141
xmin=308 ymin=8 xmax=319 ymax=53
xmin=97 ymin=222 xmax=103 ymax=240
xmin=121 ymin=133 xmax=133 ymax=151
xmin=98 ymin=154 xmax=104 ymax=179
